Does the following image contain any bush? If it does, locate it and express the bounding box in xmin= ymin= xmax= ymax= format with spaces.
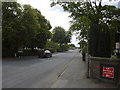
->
xmin=57 ymin=48 xmax=64 ymax=52
xmin=59 ymin=44 xmax=70 ymax=52
xmin=81 ymin=46 xmax=88 ymax=54
xmin=110 ymin=55 xmax=118 ymax=60
xmin=45 ymin=41 xmax=60 ymax=53
xmin=20 ymin=49 xmax=38 ymax=56
xmin=45 ymin=41 xmax=70 ymax=53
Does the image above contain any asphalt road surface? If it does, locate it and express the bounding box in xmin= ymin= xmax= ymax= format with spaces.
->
xmin=2 ymin=49 xmax=79 ymax=88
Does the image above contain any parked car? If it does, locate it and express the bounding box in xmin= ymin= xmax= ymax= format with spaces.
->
xmin=38 ymin=50 xmax=52 ymax=58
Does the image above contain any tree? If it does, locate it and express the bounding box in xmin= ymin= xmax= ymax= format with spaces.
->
xmin=51 ymin=1 xmax=120 ymax=57
xmin=52 ymin=26 xmax=71 ymax=47
xmin=21 ymin=5 xmax=39 ymax=48
xmin=21 ymin=5 xmax=52 ymax=49
xmin=45 ymin=41 xmax=60 ymax=53
xmin=35 ymin=9 xmax=52 ymax=48
xmin=78 ymin=40 xmax=87 ymax=49
xmin=64 ymin=31 xmax=71 ymax=44
xmin=2 ymin=2 xmax=23 ymax=57
xmin=2 ymin=2 xmax=52 ymax=57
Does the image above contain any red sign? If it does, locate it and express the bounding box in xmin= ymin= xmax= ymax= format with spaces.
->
xmin=102 ymin=67 xmax=114 ymax=78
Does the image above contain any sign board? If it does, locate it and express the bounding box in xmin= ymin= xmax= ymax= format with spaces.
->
xmin=100 ymin=64 xmax=119 ymax=82
xmin=102 ymin=66 xmax=114 ymax=78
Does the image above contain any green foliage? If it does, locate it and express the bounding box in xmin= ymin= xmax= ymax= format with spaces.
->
xmin=21 ymin=6 xmax=52 ymax=48
xmin=61 ymin=44 xmax=70 ymax=51
xmin=2 ymin=2 xmax=52 ymax=57
xmin=69 ymin=16 xmax=90 ymax=41
xmin=51 ymin=1 xmax=120 ymax=57
xmin=52 ymin=26 xmax=71 ymax=46
xmin=81 ymin=46 xmax=88 ymax=54
xmin=21 ymin=49 xmax=38 ymax=56
xmin=2 ymin=2 xmax=23 ymax=57
xmin=45 ymin=41 xmax=60 ymax=53
xmin=78 ymin=40 xmax=88 ymax=54
xmin=52 ymin=26 xmax=66 ymax=45
xmin=57 ymin=44 xmax=69 ymax=52
xmin=78 ymin=40 xmax=87 ymax=49
xmin=45 ymin=41 xmax=70 ymax=53
xmin=110 ymin=55 xmax=118 ymax=60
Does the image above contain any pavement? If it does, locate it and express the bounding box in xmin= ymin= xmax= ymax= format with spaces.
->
xmin=51 ymin=53 xmax=118 ymax=88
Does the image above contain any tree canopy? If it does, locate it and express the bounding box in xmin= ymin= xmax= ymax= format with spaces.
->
xmin=51 ymin=0 xmax=120 ymax=57
xmin=52 ymin=26 xmax=71 ymax=47
xmin=2 ymin=2 xmax=52 ymax=57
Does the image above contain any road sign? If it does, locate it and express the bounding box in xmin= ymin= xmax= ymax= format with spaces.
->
xmin=102 ymin=66 xmax=114 ymax=78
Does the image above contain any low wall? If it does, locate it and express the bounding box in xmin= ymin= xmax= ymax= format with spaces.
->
xmin=89 ymin=57 xmax=120 ymax=86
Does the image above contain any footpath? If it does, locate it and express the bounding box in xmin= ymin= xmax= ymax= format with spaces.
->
xmin=51 ymin=53 xmax=118 ymax=88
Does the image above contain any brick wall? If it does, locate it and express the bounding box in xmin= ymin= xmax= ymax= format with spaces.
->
xmin=89 ymin=57 xmax=120 ymax=85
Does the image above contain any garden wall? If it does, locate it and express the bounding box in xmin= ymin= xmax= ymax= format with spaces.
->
xmin=89 ymin=57 xmax=120 ymax=86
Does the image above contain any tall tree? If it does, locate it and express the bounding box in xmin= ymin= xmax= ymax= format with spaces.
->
xmin=51 ymin=1 xmax=120 ymax=57
xmin=22 ymin=7 xmax=52 ymax=49
xmin=2 ymin=2 xmax=52 ymax=57
xmin=52 ymin=26 xmax=71 ymax=47
xmin=34 ymin=9 xmax=52 ymax=48
xmin=2 ymin=2 xmax=23 ymax=57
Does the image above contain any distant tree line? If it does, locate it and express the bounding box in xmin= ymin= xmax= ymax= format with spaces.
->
xmin=45 ymin=26 xmax=72 ymax=52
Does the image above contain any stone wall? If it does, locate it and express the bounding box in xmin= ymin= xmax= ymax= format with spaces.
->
xmin=89 ymin=57 xmax=120 ymax=86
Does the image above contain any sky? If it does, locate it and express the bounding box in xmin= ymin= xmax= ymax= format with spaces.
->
xmin=17 ymin=0 xmax=120 ymax=47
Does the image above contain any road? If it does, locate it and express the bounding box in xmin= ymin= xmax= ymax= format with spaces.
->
xmin=2 ymin=49 xmax=79 ymax=88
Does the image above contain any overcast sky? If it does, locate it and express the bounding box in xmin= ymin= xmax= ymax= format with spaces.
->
xmin=17 ymin=0 xmax=120 ymax=47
